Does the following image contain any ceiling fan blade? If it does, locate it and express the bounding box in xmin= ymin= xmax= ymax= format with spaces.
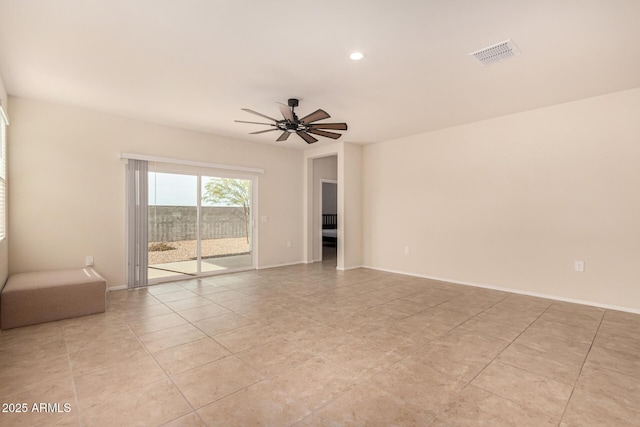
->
xmin=241 ymin=108 xmax=278 ymax=122
xmin=297 ymin=131 xmax=318 ymax=144
xmin=249 ymin=128 xmax=278 ymax=135
xmin=308 ymin=122 xmax=348 ymax=130
xmin=278 ymin=103 xmax=294 ymax=122
xmin=235 ymin=120 xmax=276 ymax=126
xmin=299 ymin=109 xmax=330 ymax=124
xmin=276 ymin=131 xmax=291 ymax=142
xmin=307 ymin=129 xmax=343 ymax=139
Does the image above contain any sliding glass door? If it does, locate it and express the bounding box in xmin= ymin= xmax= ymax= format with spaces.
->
xmin=148 ymin=172 xmax=198 ymax=279
xmin=147 ymin=169 xmax=254 ymax=282
xmin=199 ymin=176 xmax=253 ymax=274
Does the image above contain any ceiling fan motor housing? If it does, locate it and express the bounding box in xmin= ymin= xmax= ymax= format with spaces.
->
xmin=279 ymin=121 xmax=306 ymax=133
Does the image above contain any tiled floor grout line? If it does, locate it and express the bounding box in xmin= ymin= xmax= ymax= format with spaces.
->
xmin=104 ymin=292 xmax=204 ymax=424
xmin=424 ymin=295 xmax=553 ymax=419
xmin=429 ymin=300 xmax=555 ymax=423
xmin=113 ymin=294 xmax=209 ymax=426
xmin=557 ymin=310 xmax=605 ymax=426
xmin=139 ymin=284 xmax=319 ymax=425
xmin=62 ymin=328 xmax=85 ymax=427
xmin=95 ymin=268 xmax=639 ymax=426
xmin=151 ymin=282 xmax=322 ymax=426
xmin=193 ymin=274 xmax=426 ymax=423
xmin=303 ymin=288 xmax=516 ymax=423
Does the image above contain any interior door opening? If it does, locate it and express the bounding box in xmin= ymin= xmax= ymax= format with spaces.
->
xmin=321 ymin=180 xmax=337 ymax=265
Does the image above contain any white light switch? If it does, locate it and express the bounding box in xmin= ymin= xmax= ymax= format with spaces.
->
xmin=574 ymin=261 xmax=585 ymax=272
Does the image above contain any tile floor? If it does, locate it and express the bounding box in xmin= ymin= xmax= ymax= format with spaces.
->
xmin=1 ymin=263 xmax=640 ymax=426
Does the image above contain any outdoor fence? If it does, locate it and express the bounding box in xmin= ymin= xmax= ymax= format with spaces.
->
xmin=148 ymin=206 xmax=247 ymax=242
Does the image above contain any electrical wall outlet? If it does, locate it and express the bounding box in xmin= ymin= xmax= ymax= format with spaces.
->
xmin=574 ymin=260 xmax=585 ymax=272
xmin=85 ymin=255 xmax=94 ymax=266
xmin=404 ymin=246 xmax=410 ymax=255
xmin=286 ymin=240 xmax=292 ymax=248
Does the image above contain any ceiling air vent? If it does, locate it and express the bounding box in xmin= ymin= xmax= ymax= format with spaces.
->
xmin=469 ymin=39 xmax=520 ymax=66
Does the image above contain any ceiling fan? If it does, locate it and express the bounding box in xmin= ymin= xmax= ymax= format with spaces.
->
xmin=235 ymin=98 xmax=348 ymax=144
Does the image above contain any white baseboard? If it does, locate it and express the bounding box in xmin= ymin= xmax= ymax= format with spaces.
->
xmin=107 ymin=285 xmax=128 ymax=292
xmin=362 ymin=265 xmax=640 ymax=315
xmin=337 ymin=264 xmax=365 ymax=271
xmin=257 ymin=261 xmax=305 ymax=270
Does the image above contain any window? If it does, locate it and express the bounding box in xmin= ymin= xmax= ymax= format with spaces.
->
xmin=0 ymin=103 xmax=8 ymax=242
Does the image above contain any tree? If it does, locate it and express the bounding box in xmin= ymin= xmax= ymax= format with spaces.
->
xmin=202 ymin=178 xmax=251 ymax=243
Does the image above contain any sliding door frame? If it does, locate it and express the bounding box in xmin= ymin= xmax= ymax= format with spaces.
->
xmin=124 ymin=153 xmax=261 ymax=287
xmin=146 ymin=167 xmax=259 ymax=285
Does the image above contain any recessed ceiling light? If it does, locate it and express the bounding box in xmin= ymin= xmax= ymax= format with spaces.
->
xmin=349 ymin=52 xmax=364 ymax=61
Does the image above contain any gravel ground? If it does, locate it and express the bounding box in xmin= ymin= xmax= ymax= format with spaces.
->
xmin=148 ymin=238 xmax=250 ymax=264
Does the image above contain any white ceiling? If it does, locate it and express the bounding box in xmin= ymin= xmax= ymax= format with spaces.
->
xmin=1 ymin=1 xmax=639 ymax=149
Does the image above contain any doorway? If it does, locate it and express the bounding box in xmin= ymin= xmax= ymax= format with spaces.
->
xmin=311 ymin=154 xmax=338 ymax=265
xmin=321 ymin=180 xmax=337 ymax=264
xmin=147 ymin=170 xmax=255 ymax=282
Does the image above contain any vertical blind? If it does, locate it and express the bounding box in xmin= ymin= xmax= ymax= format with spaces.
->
xmin=0 ymin=104 xmax=8 ymax=242
xmin=126 ymin=159 xmax=148 ymax=287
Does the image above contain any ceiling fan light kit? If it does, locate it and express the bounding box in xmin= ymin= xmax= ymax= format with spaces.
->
xmin=235 ymin=98 xmax=348 ymax=144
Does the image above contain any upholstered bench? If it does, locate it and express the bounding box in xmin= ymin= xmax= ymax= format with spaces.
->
xmin=0 ymin=268 xmax=106 ymax=329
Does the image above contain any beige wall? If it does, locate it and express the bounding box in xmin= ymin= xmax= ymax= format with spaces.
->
xmin=312 ymin=156 xmax=337 ymax=261
xmin=8 ymin=97 xmax=304 ymax=288
xmin=9 ymin=87 xmax=639 ymax=308
xmin=0 ymin=76 xmax=7 ymax=287
xmin=341 ymin=142 xmax=363 ymax=269
xmin=363 ymin=87 xmax=640 ymax=311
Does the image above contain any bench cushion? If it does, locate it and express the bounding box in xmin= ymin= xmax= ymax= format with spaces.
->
xmin=1 ymin=268 xmax=106 ymax=329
